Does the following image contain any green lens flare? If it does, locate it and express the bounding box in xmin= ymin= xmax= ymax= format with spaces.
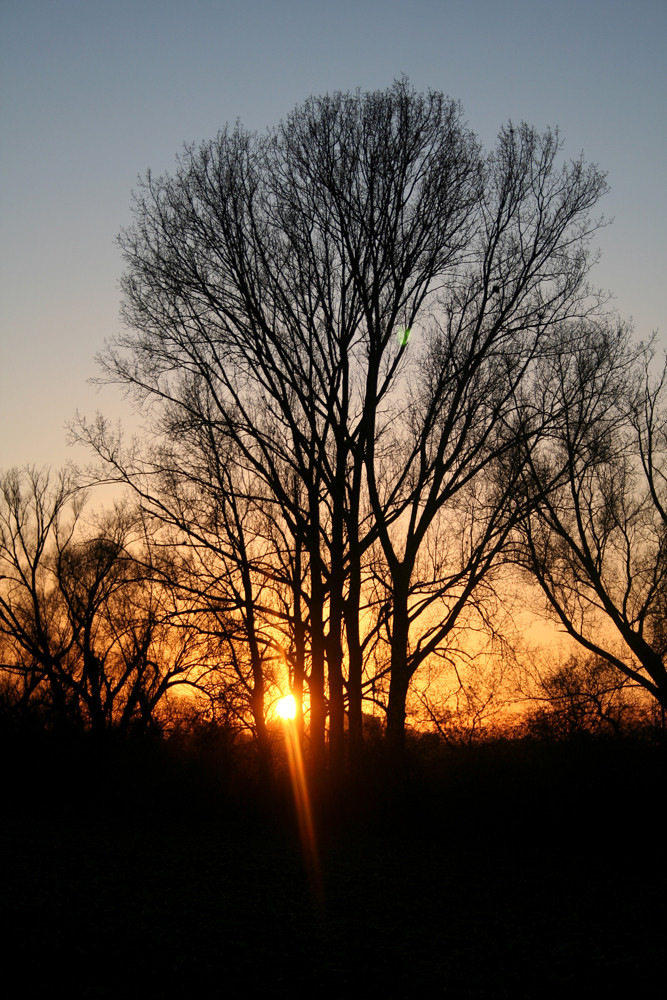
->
xmin=397 ymin=327 xmax=412 ymax=346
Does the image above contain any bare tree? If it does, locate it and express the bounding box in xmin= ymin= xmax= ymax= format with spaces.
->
xmin=77 ymin=80 xmax=610 ymax=767
xmin=517 ymin=651 xmax=649 ymax=740
xmin=361 ymin=122 xmax=610 ymax=753
xmin=413 ymin=626 xmax=513 ymax=744
xmin=0 ymin=467 xmax=206 ymax=734
xmin=0 ymin=466 xmax=82 ymax=727
xmin=514 ymin=325 xmax=667 ymax=716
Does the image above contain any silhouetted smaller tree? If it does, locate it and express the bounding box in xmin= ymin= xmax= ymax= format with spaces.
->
xmin=0 ymin=467 xmax=208 ymax=735
xmin=521 ymin=654 xmax=645 ymax=741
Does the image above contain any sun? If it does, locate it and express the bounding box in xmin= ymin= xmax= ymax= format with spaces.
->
xmin=276 ymin=694 xmax=297 ymax=720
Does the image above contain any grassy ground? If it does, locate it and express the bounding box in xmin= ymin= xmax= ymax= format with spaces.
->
xmin=1 ymin=735 xmax=665 ymax=997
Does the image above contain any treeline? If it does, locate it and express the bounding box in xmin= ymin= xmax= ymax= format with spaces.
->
xmin=2 ymin=81 xmax=666 ymax=772
xmin=0 ymin=460 xmax=663 ymax=759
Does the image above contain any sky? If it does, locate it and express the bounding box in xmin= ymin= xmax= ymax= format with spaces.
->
xmin=1 ymin=0 xmax=665 ymax=472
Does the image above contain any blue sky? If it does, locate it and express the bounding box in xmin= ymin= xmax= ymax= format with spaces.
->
xmin=1 ymin=0 xmax=665 ymax=470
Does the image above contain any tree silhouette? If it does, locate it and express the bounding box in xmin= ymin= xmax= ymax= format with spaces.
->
xmin=520 ymin=653 xmax=642 ymax=740
xmin=515 ymin=329 xmax=667 ymax=715
xmin=77 ymin=80 xmax=611 ymax=767
xmin=0 ymin=467 xmax=207 ymax=734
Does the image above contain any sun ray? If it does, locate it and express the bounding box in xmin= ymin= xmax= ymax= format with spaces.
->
xmin=279 ymin=698 xmax=323 ymax=910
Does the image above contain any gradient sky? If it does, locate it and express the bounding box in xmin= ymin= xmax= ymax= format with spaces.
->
xmin=1 ymin=0 xmax=665 ymax=471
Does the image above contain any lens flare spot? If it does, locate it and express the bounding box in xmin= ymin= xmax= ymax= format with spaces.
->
xmin=397 ymin=327 xmax=412 ymax=346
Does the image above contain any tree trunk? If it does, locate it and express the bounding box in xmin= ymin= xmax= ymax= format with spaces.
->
xmin=386 ymin=577 xmax=411 ymax=760
xmin=327 ymin=476 xmax=346 ymax=778
xmin=308 ymin=555 xmax=327 ymax=776
xmin=345 ymin=564 xmax=363 ymax=768
xmin=386 ymin=665 xmax=410 ymax=759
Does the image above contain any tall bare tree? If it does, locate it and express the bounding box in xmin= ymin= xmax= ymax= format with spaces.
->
xmin=359 ymin=122 xmax=610 ymax=751
xmin=78 ymin=80 xmax=610 ymax=766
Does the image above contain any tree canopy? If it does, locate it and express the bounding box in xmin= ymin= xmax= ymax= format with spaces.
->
xmin=68 ymin=79 xmax=657 ymax=768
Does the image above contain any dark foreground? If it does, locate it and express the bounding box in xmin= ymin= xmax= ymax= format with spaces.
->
xmin=2 ymin=735 xmax=665 ymax=997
